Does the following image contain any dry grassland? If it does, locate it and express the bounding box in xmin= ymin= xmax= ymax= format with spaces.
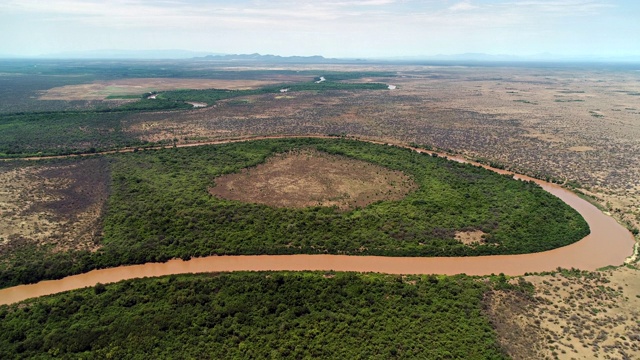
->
xmin=0 ymin=166 xmax=59 ymax=248
xmin=486 ymin=266 xmax=640 ymax=360
xmin=0 ymin=159 xmax=108 ymax=255
xmin=209 ymin=149 xmax=417 ymax=210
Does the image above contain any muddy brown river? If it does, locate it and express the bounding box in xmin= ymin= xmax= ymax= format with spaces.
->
xmin=0 ymin=137 xmax=635 ymax=305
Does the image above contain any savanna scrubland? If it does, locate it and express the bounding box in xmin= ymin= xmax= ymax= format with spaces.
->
xmin=0 ymin=59 xmax=638 ymax=359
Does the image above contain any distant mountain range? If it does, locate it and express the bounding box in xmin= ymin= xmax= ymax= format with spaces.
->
xmin=380 ymin=53 xmax=640 ymax=63
xmin=194 ymin=53 xmax=358 ymax=63
xmin=1 ymin=50 xmax=638 ymax=63
xmin=1 ymin=50 xmax=351 ymax=62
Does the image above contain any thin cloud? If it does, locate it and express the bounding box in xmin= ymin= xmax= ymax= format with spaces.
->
xmin=0 ymin=0 xmax=634 ymax=57
xmin=0 ymin=0 xmax=618 ymax=32
xmin=449 ymin=2 xmax=478 ymax=12
xmin=505 ymin=0 xmax=615 ymax=15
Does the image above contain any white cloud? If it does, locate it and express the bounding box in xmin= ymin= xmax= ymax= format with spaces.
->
xmin=0 ymin=0 xmax=613 ymax=30
xmin=0 ymin=0 xmax=634 ymax=57
xmin=448 ymin=2 xmax=478 ymax=12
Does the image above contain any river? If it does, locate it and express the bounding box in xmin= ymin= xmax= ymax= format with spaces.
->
xmin=0 ymin=137 xmax=635 ymax=305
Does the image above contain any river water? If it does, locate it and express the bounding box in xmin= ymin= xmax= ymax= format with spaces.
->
xmin=0 ymin=140 xmax=635 ymax=305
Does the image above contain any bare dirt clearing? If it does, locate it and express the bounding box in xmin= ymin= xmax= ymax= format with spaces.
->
xmin=209 ymin=149 xmax=417 ymax=210
xmin=39 ymin=76 xmax=311 ymax=100
xmin=455 ymin=230 xmax=487 ymax=245
xmin=567 ymin=146 xmax=595 ymax=152
xmin=0 ymin=159 xmax=108 ymax=255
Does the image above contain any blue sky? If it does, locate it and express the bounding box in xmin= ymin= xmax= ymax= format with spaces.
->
xmin=0 ymin=0 xmax=638 ymax=58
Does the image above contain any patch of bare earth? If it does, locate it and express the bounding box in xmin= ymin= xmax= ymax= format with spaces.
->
xmin=568 ymin=146 xmax=595 ymax=152
xmin=0 ymin=158 xmax=109 ymax=257
xmin=209 ymin=149 xmax=417 ymax=210
xmin=455 ymin=230 xmax=487 ymax=245
xmin=486 ymin=267 xmax=640 ymax=360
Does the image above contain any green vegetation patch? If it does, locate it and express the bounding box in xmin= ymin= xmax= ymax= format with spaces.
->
xmin=153 ymin=80 xmax=389 ymax=106
xmin=0 ymin=60 xmax=394 ymax=81
xmin=0 ymin=112 xmax=149 ymax=157
xmin=0 ymin=272 xmax=508 ymax=359
xmin=512 ymin=99 xmax=537 ymax=104
xmin=100 ymin=138 xmax=588 ymax=261
xmin=104 ymin=94 xmax=146 ymax=100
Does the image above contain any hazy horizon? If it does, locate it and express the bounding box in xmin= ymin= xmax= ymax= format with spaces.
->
xmin=1 ymin=0 xmax=638 ymax=59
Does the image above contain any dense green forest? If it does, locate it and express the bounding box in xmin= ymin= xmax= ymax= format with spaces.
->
xmin=0 ymin=272 xmax=517 ymax=359
xmin=0 ymin=138 xmax=589 ymax=288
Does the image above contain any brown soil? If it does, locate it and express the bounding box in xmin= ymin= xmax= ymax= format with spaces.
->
xmin=455 ymin=230 xmax=487 ymax=245
xmin=0 ymin=158 xmax=108 ymax=256
xmin=567 ymin=146 xmax=595 ymax=152
xmin=209 ymin=149 xmax=417 ymax=210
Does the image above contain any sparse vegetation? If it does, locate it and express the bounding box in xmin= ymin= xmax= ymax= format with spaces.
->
xmin=487 ymin=267 xmax=640 ymax=359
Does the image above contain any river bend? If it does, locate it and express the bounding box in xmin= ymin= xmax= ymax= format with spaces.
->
xmin=0 ymin=136 xmax=634 ymax=305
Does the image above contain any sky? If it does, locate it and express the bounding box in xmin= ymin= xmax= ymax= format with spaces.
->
xmin=0 ymin=0 xmax=638 ymax=59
